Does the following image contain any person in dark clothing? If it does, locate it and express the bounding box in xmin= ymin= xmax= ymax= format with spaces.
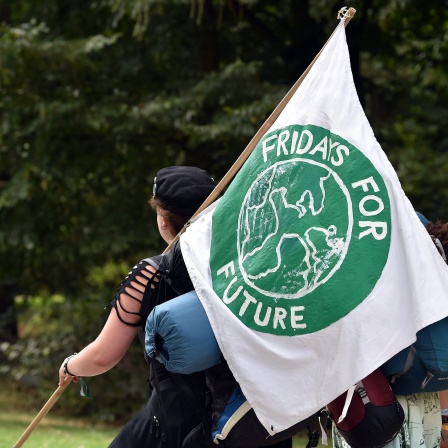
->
xmin=58 ymin=165 xmax=293 ymax=448
xmin=58 ymin=166 xmax=215 ymax=447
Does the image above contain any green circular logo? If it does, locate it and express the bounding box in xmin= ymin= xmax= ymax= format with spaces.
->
xmin=211 ymin=124 xmax=391 ymax=335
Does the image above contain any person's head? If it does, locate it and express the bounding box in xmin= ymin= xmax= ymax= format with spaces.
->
xmin=149 ymin=166 xmax=216 ymax=243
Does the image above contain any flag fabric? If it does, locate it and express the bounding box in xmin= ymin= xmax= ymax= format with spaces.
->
xmin=180 ymin=20 xmax=448 ymax=434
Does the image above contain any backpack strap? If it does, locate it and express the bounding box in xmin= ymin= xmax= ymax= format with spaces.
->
xmin=337 ymin=384 xmax=357 ymax=424
xmin=149 ymin=358 xmax=168 ymax=445
xmin=356 ymin=380 xmax=370 ymax=405
xmin=211 ymin=386 xmax=252 ymax=445
xmin=213 ymin=400 xmax=252 ymax=444
xmin=171 ymin=372 xmax=203 ymax=414
xmin=421 ymin=371 xmax=435 ymax=389
xmin=139 ymin=256 xmax=165 ymax=319
xmin=389 ymin=345 xmax=416 ymax=384
xmin=154 ymin=368 xmax=209 ymax=448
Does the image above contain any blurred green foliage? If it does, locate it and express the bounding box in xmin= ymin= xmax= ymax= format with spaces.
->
xmin=1 ymin=0 xmax=447 ymax=421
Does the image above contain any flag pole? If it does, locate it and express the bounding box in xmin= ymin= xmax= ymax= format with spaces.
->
xmin=13 ymin=377 xmax=74 ymax=448
xmin=165 ymin=6 xmax=356 ymax=251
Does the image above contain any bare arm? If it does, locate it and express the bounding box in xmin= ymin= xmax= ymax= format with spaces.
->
xmin=58 ymin=263 xmax=158 ymax=386
xmin=58 ymin=311 xmax=139 ymax=385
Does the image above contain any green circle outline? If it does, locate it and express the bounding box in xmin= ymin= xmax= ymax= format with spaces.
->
xmin=210 ymin=124 xmax=391 ymax=335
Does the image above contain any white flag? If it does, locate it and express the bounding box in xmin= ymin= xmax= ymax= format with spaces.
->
xmin=180 ymin=20 xmax=448 ymax=434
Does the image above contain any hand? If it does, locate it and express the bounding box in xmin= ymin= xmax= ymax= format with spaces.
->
xmin=59 ymin=357 xmax=78 ymax=387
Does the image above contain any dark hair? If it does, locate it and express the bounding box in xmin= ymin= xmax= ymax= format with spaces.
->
xmin=426 ymin=221 xmax=448 ymax=260
xmin=149 ymin=196 xmax=191 ymax=235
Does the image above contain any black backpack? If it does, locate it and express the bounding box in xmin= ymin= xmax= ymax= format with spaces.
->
xmin=326 ymin=369 xmax=404 ymax=448
xmin=144 ymin=242 xmax=317 ymax=448
xmin=110 ymin=240 xmax=210 ymax=448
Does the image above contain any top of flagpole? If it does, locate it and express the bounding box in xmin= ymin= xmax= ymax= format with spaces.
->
xmin=164 ymin=5 xmax=357 ymax=253
xmin=338 ymin=7 xmax=356 ymax=26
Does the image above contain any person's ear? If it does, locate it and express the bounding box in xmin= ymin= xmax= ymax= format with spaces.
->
xmin=159 ymin=215 xmax=168 ymax=231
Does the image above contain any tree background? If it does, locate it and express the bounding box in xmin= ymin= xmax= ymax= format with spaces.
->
xmin=1 ymin=0 xmax=447 ymax=420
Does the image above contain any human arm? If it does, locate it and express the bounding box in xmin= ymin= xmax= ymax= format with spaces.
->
xmin=58 ymin=311 xmax=139 ymax=385
xmin=58 ymin=260 xmax=160 ymax=386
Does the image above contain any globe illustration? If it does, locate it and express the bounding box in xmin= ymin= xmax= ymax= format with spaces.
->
xmin=237 ymin=159 xmax=353 ymax=299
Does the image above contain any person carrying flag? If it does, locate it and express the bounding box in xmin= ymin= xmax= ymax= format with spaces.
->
xmin=58 ymin=166 xmax=216 ymax=447
xmin=58 ymin=165 xmax=294 ymax=448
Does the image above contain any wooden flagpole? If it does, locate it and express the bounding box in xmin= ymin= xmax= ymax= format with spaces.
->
xmin=13 ymin=377 xmax=73 ymax=448
xmin=165 ymin=7 xmax=356 ymax=251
